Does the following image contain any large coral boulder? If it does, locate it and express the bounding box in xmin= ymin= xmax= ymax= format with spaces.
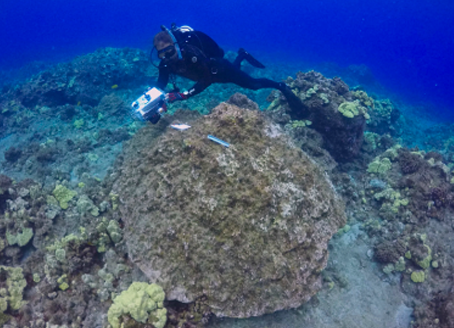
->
xmin=113 ymin=103 xmax=346 ymax=318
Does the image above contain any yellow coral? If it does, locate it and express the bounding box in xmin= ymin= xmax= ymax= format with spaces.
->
xmin=73 ymin=119 xmax=84 ymax=129
xmin=411 ymin=271 xmax=425 ymax=283
xmin=352 ymin=90 xmax=374 ymax=108
xmin=52 ymin=184 xmax=77 ymax=209
xmin=108 ymin=282 xmax=167 ymax=328
xmin=338 ymin=101 xmax=370 ymax=120
xmin=367 ymin=157 xmax=392 ymax=174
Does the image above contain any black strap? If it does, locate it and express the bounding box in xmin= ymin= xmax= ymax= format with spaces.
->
xmin=169 ymin=74 xmax=180 ymax=92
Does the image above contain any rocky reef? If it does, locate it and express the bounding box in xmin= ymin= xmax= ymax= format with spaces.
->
xmin=0 ymin=48 xmax=151 ymax=111
xmin=1 ymin=46 xmax=454 ymax=328
xmin=266 ymin=71 xmax=372 ymax=162
xmin=113 ymin=102 xmax=346 ymax=318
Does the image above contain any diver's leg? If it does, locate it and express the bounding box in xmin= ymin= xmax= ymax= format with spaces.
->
xmin=232 ymin=51 xmax=245 ymax=69
xmin=214 ymin=59 xmax=307 ymax=115
xmin=276 ymin=82 xmax=308 ymax=115
xmin=233 ymin=48 xmax=266 ymax=69
xmin=218 ymin=60 xmax=281 ymax=90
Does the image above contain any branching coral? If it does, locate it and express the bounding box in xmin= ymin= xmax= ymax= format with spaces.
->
xmin=431 ymin=187 xmax=450 ymax=208
xmin=0 ymin=175 xmax=13 ymax=215
xmin=374 ymin=239 xmax=406 ymax=264
xmin=424 ymin=151 xmax=444 ymax=162
xmin=398 ymin=149 xmax=425 ymax=174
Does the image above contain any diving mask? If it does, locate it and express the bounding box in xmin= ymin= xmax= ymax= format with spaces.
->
xmin=157 ymin=45 xmax=177 ymax=59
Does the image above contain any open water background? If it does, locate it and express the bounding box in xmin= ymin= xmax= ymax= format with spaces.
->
xmin=1 ymin=0 xmax=454 ymax=120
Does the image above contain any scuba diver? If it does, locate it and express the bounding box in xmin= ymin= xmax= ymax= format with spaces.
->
xmin=153 ymin=24 xmax=304 ymax=111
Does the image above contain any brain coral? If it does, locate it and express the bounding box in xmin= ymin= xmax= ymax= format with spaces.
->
xmin=113 ymin=103 xmax=346 ymax=318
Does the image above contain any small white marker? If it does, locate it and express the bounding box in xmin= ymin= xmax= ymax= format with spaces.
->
xmin=170 ymin=124 xmax=191 ymax=131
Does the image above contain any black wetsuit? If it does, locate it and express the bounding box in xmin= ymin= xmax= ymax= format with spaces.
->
xmin=156 ymin=29 xmax=284 ymax=97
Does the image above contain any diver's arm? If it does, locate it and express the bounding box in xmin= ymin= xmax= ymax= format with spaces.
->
xmin=186 ymin=80 xmax=211 ymax=98
xmin=156 ymin=66 xmax=170 ymax=90
xmin=167 ymin=80 xmax=209 ymax=103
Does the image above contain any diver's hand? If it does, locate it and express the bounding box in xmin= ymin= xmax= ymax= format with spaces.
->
xmin=167 ymin=92 xmax=188 ymax=103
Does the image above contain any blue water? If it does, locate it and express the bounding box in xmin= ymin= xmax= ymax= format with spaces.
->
xmin=1 ymin=0 xmax=454 ymax=118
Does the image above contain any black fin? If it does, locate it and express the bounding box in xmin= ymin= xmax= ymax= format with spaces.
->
xmin=239 ymin=48 xmax=266 ymax=69
xmin=278 ymin=82 xmax=309 ymax=117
